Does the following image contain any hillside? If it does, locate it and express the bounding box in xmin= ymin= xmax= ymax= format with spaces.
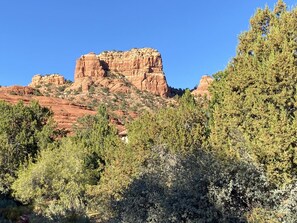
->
xmin=0 ymin=48 xmax=212 ymax=133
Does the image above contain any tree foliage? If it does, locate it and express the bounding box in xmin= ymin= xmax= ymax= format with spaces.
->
xmin=80 ymin=91 xmax=211 ymax=220
xmin=0 ymin=100 xmax=55 ymax=195
xmin=12 ymin=139 xmax=91 ymax=220
xmin=209 ymin=0 xmax=297 ymax=186
xmin=12 ymin=105 xmax=121 ymax=221
xmin=128 ymin=89 xmax=209 ymax=154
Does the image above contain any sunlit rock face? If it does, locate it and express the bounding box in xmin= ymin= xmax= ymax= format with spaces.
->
xmin=192 ymin=75 xmax=213 ymax=98
xmin=74 ymin=48 xmax=169 ymax=97
xmin=29 ymin=74 xmax=66 ymax=87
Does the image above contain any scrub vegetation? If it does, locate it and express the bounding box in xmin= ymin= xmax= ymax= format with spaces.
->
xmin=0 ymin=1 xmax=296 ymax=222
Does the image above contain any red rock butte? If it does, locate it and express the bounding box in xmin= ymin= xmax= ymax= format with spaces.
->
xmin=74 ymin=48 xmax=169 ymax=97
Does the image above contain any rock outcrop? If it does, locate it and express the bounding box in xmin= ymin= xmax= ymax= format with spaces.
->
xmin=29 ymin=74 xmax=66 ymax=87
xmin=75 ymin=53 xmax=106 ymax=79
xmin=192 ymin=75 xmax=213 ymax=97
xmin=74 ymin=48 xmax=169 ymax=97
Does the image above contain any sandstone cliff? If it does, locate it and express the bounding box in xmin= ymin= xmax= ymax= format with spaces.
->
xmin=74 ymin=48 xmax=169 ymax=97
xmin=75 ymin=53 xmax=106 ymax=80
xmin=29 ymin=74 xmax=66 ymax=87
xmin=192 ymin=75 xmax=213 ymax=97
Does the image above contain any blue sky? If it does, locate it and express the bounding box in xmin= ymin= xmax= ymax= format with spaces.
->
xmin=1 ymin=0 xmax=296 ymax=89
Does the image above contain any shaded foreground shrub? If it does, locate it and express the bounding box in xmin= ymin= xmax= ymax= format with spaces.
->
xmin=107 ymin=147 xmax=277 ymax=223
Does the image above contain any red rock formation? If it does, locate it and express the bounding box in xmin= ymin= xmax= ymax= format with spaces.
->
xmin=74 ymin=48 xmax=169 ymax=96
xmin=74 ymin=52 xmax=105 ymax=80
xmin=0 ymin=86 xmax=37 ymax=95
xmin=0 ymin=87 xmax=96 ymax=132
xmin=192 ymin=75 xmax=213 ymax=97
xmin=29 ymin=74 xmax=66 ymax=87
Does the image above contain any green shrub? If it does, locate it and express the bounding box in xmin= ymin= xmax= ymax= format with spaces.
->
xmin=128 ymin=90 xmax=209 ymax=154
xmin=88 ymin=85 xmax=95 ymax=94
xmin=57 ymin=85 xmax=66 ymax=92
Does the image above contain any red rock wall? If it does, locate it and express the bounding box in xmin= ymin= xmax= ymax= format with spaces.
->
xmin=74 ymin=48 xmax=169 ymax=97
xmin=74 ymin=52 xmax=105 ymax=80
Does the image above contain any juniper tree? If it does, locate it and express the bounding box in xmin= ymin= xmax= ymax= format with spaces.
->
xmin=209 ymin=0 xmax=297 ymax=186
xmin=0 ymin=100 xmax=55 ymax=195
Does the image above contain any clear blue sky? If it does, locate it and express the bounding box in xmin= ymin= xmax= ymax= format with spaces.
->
xmin=1 ymin=0 xmax=296 ymax=89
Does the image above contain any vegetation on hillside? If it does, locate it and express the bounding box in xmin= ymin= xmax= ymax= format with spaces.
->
xmin=0 ymin=1 xmax=296 ymax=222
xmin=34 ymin=71 xmax=171 ymax=124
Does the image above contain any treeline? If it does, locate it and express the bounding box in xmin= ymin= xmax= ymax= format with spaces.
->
xmin=1 ymin=0 xmax=297 ymax=222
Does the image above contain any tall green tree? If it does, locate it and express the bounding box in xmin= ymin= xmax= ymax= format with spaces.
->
xmin=84 ymin=91 xmax=210 ymax=218
xmin=73 ymin=105 xmax=120 ymax=163
xmin=0 ymin=100 xmax=55 ymax=195
xmin=209 ymin=0 xmax=297 ymax=186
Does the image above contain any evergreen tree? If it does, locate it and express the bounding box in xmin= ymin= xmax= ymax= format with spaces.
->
xmin=128 ymin=89 xmax=209 ymax=154
xmin=0 ymin=100 xmax=55 ymax=195
xmin=73 ymin=105 xmax=120 ymax=162
xmin=209 ymin=0 xmax=297 ymax=186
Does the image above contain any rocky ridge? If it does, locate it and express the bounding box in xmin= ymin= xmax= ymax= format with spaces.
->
xmin=0 ymin=86 xmax=96 ymax=131
xmin=24 ymin=48 xmax=172 ymax=133
xmin=0 ymin=86 xmax=37 ymax=96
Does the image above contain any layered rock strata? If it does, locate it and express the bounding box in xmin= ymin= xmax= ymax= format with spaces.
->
xmin=0 ymin=87 xmax=96 ymax=131
xmin=74 ymin=48 xmax=169 ymax=96
xmin=0 ymin=86 xmax=36 ymax=96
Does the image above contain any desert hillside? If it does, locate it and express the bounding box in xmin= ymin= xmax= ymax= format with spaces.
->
xmin=0 ymin=48 xmax=212 ymax=133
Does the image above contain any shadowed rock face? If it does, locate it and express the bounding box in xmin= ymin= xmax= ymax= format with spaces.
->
xmin=192 ymin=75 xmax=213 ymax=98
xmin=74 ymin=48 xmax=169 ymax=97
